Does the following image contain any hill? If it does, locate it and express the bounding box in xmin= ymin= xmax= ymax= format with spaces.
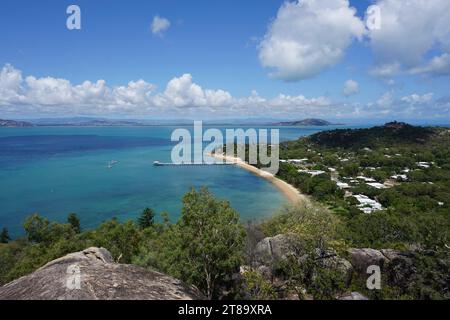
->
xmin=305 ymin=121 xmax=440 ymax=149
xmin=274 ymin=118 xmax=335 ymax=126
xmin=0 ymin=119 xmax=33 ymax=127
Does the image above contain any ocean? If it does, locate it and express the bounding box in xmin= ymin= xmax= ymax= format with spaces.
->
xmin=0 ymin=125 xmax=359 ymax=237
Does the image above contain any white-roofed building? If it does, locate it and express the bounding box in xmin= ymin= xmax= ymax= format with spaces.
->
xmin=288 ymin=159 xmax=308 ymax=165
xmin=366 ymin=182 xmax=387 ymax=189
xmin=391 ymin=174 xmax=408 ymax=181
xmin=357 ymin=176 xmax=376 ymax=183
xmin=354 ymin=194 xmax=383 ymax=214
xmin=336 ymin=181 xmax=350 ymax=189
xmin=298 ymin=169 xmax=326 ymax=177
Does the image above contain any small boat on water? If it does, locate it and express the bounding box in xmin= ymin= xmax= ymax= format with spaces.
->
xmin=107 ymin=160 xmax=119 ymax=169
xmin=153 ymin=161 xmax=163 ymax=166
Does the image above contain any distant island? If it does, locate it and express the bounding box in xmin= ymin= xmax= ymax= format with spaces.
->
xmin=0 ymin=117 xmax=342 ymax=127
xmin=0 ymin=119 xmax=34 ymax=127
xmin=271 ymin=118 xmax=341 ymax=126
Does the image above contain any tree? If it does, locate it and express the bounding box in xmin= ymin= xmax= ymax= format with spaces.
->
xmin=67 ymin=213 xmax=81 ymax=233
xmin=138 ymin=208 xmax=155 ymax=229
xmin=23 ymin=214 xmax=49 ymax=243
xmin=0 ymin=228 xmax=10 ymax=243
xmin=23 ymin=214 xmax=76 ymax=244
xmin=165 ymin=188 xmax=245 ymax=299
xmin=342 ymin=163 xmax=360 ymax=177
xmin=90 ymin=218 xmax=142 ymax=263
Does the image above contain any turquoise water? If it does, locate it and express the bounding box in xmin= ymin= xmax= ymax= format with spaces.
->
xmin=0 ymin=125 xmax=356 ymax=237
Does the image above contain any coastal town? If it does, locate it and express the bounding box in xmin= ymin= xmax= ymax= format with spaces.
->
xmin=281 ymin=157 xmax=435 ymax=214
xmin=273 ymin=123 xmax=449 ymax=221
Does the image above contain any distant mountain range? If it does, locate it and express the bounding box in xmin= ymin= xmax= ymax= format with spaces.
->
xmin=0 ymin=117 xmax=342 ymax=127
xmin=270 ymin=118 xmax=341 ymax=126
xmin=0 ymin=119 xmax=34 ymax=127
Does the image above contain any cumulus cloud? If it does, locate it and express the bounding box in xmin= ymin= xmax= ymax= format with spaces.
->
xmin=0 ymin=64 xmax=24 ymax=104
xmin=2 ymin=64 xmax=447 ymax=120
xmin=151 ymin=15 xmax=171 ymax=37
xmin=368 ymin=0 xmax=450 ymax=77
xmin=409 ymin=54 xmax=450 ymax=76
xmin=361 ymin=90 xmax=448 ymax=119
xmin=401 ymin=93 xmax=434 ymax=105
xmin=258 ymin=0 xmax=365 ymax=81
xmin=0 ymin=64 xmax=332 ymax=117
xmin=113 ymin=80 xmax=155 ymax=106
xmin=343 ymin=79 xmax=359 ymax=97
xmin=152 ymin=74 xmax=233 ymax=108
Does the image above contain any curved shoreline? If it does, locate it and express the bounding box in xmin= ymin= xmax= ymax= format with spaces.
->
xmin=208 ymin=153 xmax=307 ymax=205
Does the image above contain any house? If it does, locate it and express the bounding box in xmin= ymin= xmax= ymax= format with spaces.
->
xmin=288 ymin=159 xmax=308 ymax=165
xmin=391 ymin=174 xmax=408 ymax=181
xmin=417 ymin=162 xmax=431 ymax=169
xmin=356 ymin=176 xmax=376 ymax=183
xmin=298 ymin=169 xmax=326 ymax=176
xmin=354 ymin=194 xmax=383 ymax=214
xmin=336 ymin=181 xmax=350 ymax=189
xmin=366 ymin=182 xmax=387 ymax=189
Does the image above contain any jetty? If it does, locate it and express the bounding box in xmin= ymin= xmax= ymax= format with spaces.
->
xmin=153 ymin=161 xmax=232 ymax=167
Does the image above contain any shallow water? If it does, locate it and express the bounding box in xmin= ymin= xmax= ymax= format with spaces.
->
xmin=0 ymin=125 xmax=359 ymax=237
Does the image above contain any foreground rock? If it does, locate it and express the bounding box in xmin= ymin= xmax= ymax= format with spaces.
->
xmin=0 ymin=247 xmax=202 ymax=300
xmin=338 ymin=292 xmax=369 ymax=300
xmin=254 ymin=234 xmax=302 ymax=266
xmin=253 ymin=235 xmax=353 ymax=286
xmin=347 ymin=248 xmax=389 ymax=272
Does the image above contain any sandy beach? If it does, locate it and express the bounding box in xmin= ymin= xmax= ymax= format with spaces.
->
xmin=208 ymin=153 xmax=307 ymax=205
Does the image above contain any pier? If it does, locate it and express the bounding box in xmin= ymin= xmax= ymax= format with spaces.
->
xmin=153 ymin=161 xmax=233 ymax=167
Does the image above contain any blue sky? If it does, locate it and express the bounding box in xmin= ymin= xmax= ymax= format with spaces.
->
xmin=0 ymin=0 xmax=449 ymax=123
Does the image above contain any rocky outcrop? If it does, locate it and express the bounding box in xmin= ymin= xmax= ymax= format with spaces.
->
xmin=253 ymin=235 xmax=353 ymax=285
xmin=348 ymin=248 xmax=416 ymax=287
xmin=314 ymin=248 xmax=353 ymax=285
xmin=338 ymin=292 xmax=369 ymax=300
xmin=250 ymin=234 xmax=420 ymax=300
xmin=254 ymin=234 xmax=302 ymax=266
xmin=0 ymin=247 xmax=203 ymax=300
xmin=347 ymin=248 xmax=389 ymax=272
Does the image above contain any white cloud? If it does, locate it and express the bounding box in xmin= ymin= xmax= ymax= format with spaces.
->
xmin=153 ymin=74 xmax=233 ymax=108
xmin=343 ymin=79 xmax=359 ymax=96
xmin=409 ymin=54 xmax=450 ymax=76
xmin=2 ymin=64 xmax=448 ymax=120
xmin=376 ymin=91 xmax=394 ymax=109
xmin=0 ymin=64 xmax=24 ymax=104
xmin=401 ymin=93 xmax=434 ymax=105
xmin=369 ymin=62 xmax=401 ymax=78
xmin=25 ymin=76 xmax=77 ymax=106
xmin=113 ymin=80 xmax=155 ymax=106
xmin=368 ymin=0 xmax=450 ymax=76
xmin=151 ymin=15 xmax=171 ymax=37
xmin=0 ymin=64 xmax=331 ymax=117
xmin=258 ymin=0 xmax=365 ymax=81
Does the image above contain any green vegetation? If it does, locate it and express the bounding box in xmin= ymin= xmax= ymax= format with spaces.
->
xmin=0 ymin=188 xmax=245 ymax=300
xmin=0 ymin=123 xmax=448 ymax=300
xmin=67 ymin=213 xmax=81 ymax=234
xmin=135 ymin=188 xmax=245 ymax=299
xmin=0 ymin=228 xmax=10 ymax=243
xmin=271 ymin=123 xmax=450 ymax=299
xmin=276 ymin=123 xmax=449 ymax=249
xmin=137 ymin=208 xmax=155 ymax=229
